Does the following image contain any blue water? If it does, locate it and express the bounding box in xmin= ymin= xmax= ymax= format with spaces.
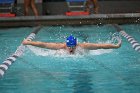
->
xmin=0 ymin=24 xmax=140 ymax=93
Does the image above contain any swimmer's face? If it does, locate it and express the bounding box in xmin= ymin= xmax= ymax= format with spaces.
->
xmin=67 ymin=46 xmax=76 ymax=54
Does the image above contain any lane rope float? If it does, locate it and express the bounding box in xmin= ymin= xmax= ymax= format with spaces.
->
xmin=0 ymin=26 xmax=42 ymax=78
xmin=113 ymin=24 xmax=140 ymax=52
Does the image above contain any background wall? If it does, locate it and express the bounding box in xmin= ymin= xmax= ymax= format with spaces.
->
xmin=16 ymin=0 xmax=140 ymax=16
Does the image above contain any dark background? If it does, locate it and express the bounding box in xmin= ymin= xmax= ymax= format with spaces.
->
xmin=43 ymin=0 xmax=140 ymax=2
xmin=42 ymin=0 xmax=140 ymax=15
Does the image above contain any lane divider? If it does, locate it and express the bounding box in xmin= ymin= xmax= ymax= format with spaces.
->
xmin=113 ymin=24 xmax=140 ymax=52
xmin=0 ymin=26 xmax=42 ymax=78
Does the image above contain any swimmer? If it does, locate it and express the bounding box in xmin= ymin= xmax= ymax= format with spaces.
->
xmin=22 ymin=35 xmax=121 ymax=54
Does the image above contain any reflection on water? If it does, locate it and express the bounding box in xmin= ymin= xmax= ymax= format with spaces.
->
xmin=70 ymin=70 xmax=94 ymax=93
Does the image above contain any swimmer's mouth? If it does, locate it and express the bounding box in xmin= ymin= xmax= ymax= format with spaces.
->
xmin=70 ymin=50 xmax=74 ymax=54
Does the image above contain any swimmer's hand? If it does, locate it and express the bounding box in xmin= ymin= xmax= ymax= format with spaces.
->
xmin=111 ymin=35 xmax=122 ymax=48
xmin=22 ymin=39 xmax=31 ymax=45
xmin=115 ymin=37 xmax=122 ymax=48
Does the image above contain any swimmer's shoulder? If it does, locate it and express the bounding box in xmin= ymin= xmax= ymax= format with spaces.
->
xmin=77 ymin=43 xmax=87 ymax=48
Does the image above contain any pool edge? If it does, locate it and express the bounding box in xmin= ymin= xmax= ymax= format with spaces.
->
xmin=0 ymin=13 xmax=140 ymax=27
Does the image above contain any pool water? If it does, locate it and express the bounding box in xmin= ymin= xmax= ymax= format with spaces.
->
xmin=0 ymin=24 xmax=140 ymax=93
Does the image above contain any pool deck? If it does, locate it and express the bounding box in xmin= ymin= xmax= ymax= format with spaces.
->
xmin=0 ymin=13 xmax=140 ymax=27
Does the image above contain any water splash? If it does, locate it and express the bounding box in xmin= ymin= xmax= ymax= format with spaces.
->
xmin=26 ymin=45 xmax=113 ymax=57
xmin=89 ymin=49 xmax=113 ymax=55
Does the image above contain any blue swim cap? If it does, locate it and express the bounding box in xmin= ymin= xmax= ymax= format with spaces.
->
xmin=66 ymin=35 xmax=77 ymax=47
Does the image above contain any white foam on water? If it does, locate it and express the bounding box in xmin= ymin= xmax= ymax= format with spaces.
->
xmin=26 ymin=45 xmax=113 ymax=57
xmin=89 ymin=49 xmax=113 ymax=55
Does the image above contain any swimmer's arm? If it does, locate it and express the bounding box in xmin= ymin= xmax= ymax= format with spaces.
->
xmin=79 ymin=42 xmax=121 ymax=50
xmin=22 ymin=40 xmax=65 ymax=49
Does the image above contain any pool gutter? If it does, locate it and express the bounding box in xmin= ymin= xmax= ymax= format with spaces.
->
xmin=0 ymin=13 xmax=140 ymax=27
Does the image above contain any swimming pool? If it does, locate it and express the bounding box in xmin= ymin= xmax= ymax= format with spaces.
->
xmin=0 ymin=24 xmax=140 ymax=93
